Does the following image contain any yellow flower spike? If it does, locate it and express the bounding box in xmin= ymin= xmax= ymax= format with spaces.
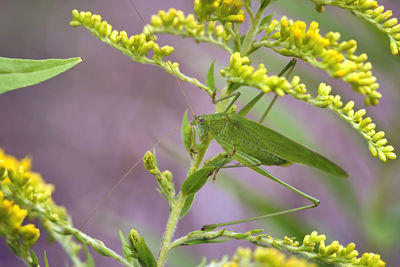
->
xmin=19 ymin=224 xmax=40 ymax=248
xmin=315 ymin=0 xmax=400 ymax=56
xmin=261 ymin=17 xmax=381 ymax=104
xmin=222 ymin=52 xmax=395 ymax=162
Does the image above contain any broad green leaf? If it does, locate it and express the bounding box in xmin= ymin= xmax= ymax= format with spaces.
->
xmin=206 ymin=60 xmax=216 ymax=93
xmin=181 ymin=166 xmax=215 ymax=196
xmin=181 ymin=110 xmax=193 ymax=153
xmin=180 ymin=193 xmax=195 ymax=218
xmin=0 ymin=56 xmax=82 ymax=94
xmin=137 ymin=237 xmax=157 ymax=267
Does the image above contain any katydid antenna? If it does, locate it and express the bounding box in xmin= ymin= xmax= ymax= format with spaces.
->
xmin=80 ymin=126 xmax=180 ymax=228
xmin=81 ymin=0 xmax=193 ymax=230
xmin=127 ymin=0 xmax=197 ymax=119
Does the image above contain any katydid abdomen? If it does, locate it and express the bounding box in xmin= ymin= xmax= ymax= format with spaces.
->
xmin=194 ymin=113 xmax=348 ymax=177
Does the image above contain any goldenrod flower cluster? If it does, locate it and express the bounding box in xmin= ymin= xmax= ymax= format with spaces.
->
xmin=258 ymin=17 xmax=380 ymax=106
xmin=144 ymin=8 xmax=232 ymax=51
xmin=298 ymin=231 xmax=386 ymax=267
xmin=70 ymin=10 xmax=215 ymax=96
xmin=70 ymin=10 xmax=175 ymax=62
xmin=194 ymin=0 xmax=245 ymax=23
xmin=205 ymin=246 xmax=317 ymax=267
xmin=0 ymin=191 xmax=40 ymax=248
xmin=221 ymin=53 xmax=396 ymax=162
xmin=312 ymin=0 xmax=400 ymax=55
xmin=0 ymin=149 xmax=54 ymax=203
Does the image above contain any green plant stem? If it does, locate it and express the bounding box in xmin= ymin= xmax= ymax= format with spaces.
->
xmin=157 ymin=193 xmax=187 ymax=267
xmin=1 ymin=186 xmax=130 ymax=267
xmin=149 ymin=28 xmax=233 ymax=54
xmin=80 ymin=24 xmax=214 ymax=97
xmin=169 ymin=230 xmax=352 ymax=266
xmin=241 ymin=4 xmax=267 ymax=56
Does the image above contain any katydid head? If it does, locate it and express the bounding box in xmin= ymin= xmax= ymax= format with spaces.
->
xmin=191 ymin=114 xmax=210 ymax=139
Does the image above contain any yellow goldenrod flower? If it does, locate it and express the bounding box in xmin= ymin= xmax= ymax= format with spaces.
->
xmin=312 ymin=0 xmax=400 ymax=56
xmin=194 ymin=0 xmax=245 ymax=23
xmin=143 ymin=8 xmax=233 ymax=53
xmin=0 ymin=196 xmax=40 ymax=248
xmin=258 ymin=17 xmax=381 ymax=106
xmin=221 ymin=53 xmax=396 ymax=162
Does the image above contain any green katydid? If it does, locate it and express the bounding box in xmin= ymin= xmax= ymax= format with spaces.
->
xmin=111 ymin=0 xmax=348 ymax=231
xmin=181 ymin=59 xmax=348 ymax=231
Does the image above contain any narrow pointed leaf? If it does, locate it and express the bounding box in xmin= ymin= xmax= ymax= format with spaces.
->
xmin=181 ymin=110 xmax=193 ymax=152
xmin=30 ymin=250 xmax=39 ymax=266
xmin=206 ymin=60 xmax=216 ymax=93
xmin=44 ymin=251 xmax=49 ymax=267
xmin=0 ymin=57 xmax=82 ymax=94
xmin=180 ymin=193 xmax=195 ymax=218
xmin=181 ymin=166 xmax=215 ymax=196
xmin=120 ymin=231 xmax=135 ymax=263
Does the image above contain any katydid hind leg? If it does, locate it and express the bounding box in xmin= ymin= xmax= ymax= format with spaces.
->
xmin=201 ymin=155 xmax=320 ymax=230
xmin=259 ymin=58 xmax=297 ymax=123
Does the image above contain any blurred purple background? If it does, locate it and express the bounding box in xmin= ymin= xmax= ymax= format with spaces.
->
xmin=1 ymin=0 xmax=399 ymax=266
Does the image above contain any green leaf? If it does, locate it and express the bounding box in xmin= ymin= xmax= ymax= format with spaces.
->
xmin=259 ymin=13 xmax=274 ymax=29
xmin=137 ymin=237 xmax=157 ymax=267
xmin=180 ymin=193 xmax=195 ymax=218
xmin=120 ymin=231 xmax=136 ymax=264
xmin=44 ymin=251 xmax=49 ymax=267
xmin=0 ymin=56 xmax=82 ymax=94
xmin=181 ymin=166 xmax=215 ymax=196
xmin=260 ymin=0 xmax=272 ymax=9
xmin=30 ymin=250 xmax=39 ymax=267
xmin=83 ymin=246 xmax=95 ymax=267
xmin=181 ymin=110 xmax=193 ymax=153
xmin=206 ymin=60 xmax=216 ymax=93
